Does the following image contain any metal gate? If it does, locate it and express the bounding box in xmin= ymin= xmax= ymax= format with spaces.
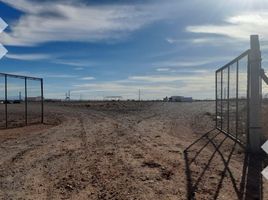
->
xmin=216 ymin=50 xmax=249 ymax=144
xmin=0 ymin=73 xmax=44 ymax=129
xmin=216 ymin=35 xmax=262 ymax=152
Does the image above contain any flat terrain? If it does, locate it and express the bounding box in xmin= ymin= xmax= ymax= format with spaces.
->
xmin=0 ymin=102 xmax=267 ymax=200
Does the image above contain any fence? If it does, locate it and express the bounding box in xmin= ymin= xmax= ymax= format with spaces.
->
xmin=216 ymin=50 xmax=249 ymax=144
xmin=0 ymin=73 xmax=44 ymax=129
xmin=215 ymin=35 xmax=262 ymax=152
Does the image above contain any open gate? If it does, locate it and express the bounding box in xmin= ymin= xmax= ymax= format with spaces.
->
xmin=216 ymin=35 xmax=263 ymax=152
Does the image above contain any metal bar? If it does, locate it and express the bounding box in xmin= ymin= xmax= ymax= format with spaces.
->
xmin=5 ymin=74 xmax=7 ymax=128
xmin=41 ymin=79 xmax=44 ymax=123
xmin=216 ymin=50 xmax=250 ymax=73
xmin=221 ymin=70 xmax=223 ymax=130
xmin=215 ymin=72 xmax=218 ymax=128
xmin=0 ymin=73 xmax=42 ymax=81
xmin=25 ymin=77 xmax=27 ymax=125
xmin=261 ymin=68 xmax=268 ymax=84
xmin=227 ymin=66 xmax=230 ymax=133
xmin=247 ymin=54 xmax=251 ymax=148
xmin=248 ymin=35 xmax=262 ymax=153
xmin=216 ymin=128 xmax=245 ymax=148
xmin=236 ymin=61 xmax=239 ymax=139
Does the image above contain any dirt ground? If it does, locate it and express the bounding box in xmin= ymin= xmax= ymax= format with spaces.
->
xmin=0 ymin=103 xmax=44 ymax=129
xmin=0 ymin=101 xmax=267 ymax=200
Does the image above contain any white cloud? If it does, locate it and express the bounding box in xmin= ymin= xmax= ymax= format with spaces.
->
xmin=190 ymin=37 xmax=233 ymax=45
xmin=152 ymin=56 xmax=232 ymax=69
xmin=5 ymin=53 xmax=51 ymax=61
xmin=71 ymin=72 xmax=215 ymax=100
xmin=0 ymin=0 xmax=176 ymax=46
xmin=74 ymin=67 xmax=84 ymax=71
xmin=186 ymin=12 xmax=268 ymax=40
xmin=128 ymin=74 xmax=213 ymax=83
xmin=54 ymin=60 xmax=91 ymax=67
xmin=129 ymin=75 xmax=183 ymax=82
xmin=47 ymin=74 xmax=77 ymax=78
xmin=156 ymin=68 xmax=170 ymax=72
xmin=81 ymin=76 xmax=95 ymax=80
xmin=166 ymin=38 xmax=181 ymax=44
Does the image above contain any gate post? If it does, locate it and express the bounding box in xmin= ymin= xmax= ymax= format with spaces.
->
xmin=248 ymin=35 xmax=262 ymax=153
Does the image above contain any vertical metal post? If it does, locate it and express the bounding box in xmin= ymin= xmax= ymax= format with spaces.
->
xmin=248 ymin=35 xmax=262 ymax=153
xmin=25 ymin=77 xmax=27 ymax=125
xmin=247 ymin=54 xmax=250 ymax=145
xmin=41 ymin=79 xmax=44 ymax=123
xmin=227 ymin=66 xmax=230 ymax=133
xmin=221 ymin=71 xmax=223 ymax=130
xmin=215 ymin=72 xmax=218 ymax=128
xmin=236 ymin=61 xmax=239 ymax=139
xmin=5 ymin=74 xmax=7 ymax=128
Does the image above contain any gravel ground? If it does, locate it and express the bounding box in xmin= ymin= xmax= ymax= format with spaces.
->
xmin=0 ymin=101 xmax=267 ymax=200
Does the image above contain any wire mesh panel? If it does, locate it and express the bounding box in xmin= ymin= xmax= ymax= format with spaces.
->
xmin=237 ymin=56 xmax=249 ymax=143
xmin=262 ymin=85 xmax=268 ymax=140
xmin=222 ymin=68 xmax=229 ymax=132
xmin=216 ymin=50 xmax=250 ymax=144
xmin=262 ymin=71 xmax=268 ymax=140
xmin=216 ymin=72 xmax=222 ymax=128
xmin=0 ymin=73 xmax=43 ymax=129
xmin=229 ymin=63 xmax=237 ymax=135
xmin=7 ymin=76 xmax=26 ymax=128
xmin=27 ymin=78 xmax=42 ymax=124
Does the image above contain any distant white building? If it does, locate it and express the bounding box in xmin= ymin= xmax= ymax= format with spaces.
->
xmin=168 ymin=96 xmax=193 ymax=102
xmin=103 ymin=96 xmax=123 ymax=101
xmin=27 ymin=96 xmax=42 ymax=102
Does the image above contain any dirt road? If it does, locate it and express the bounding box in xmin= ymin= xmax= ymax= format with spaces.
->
xmin=0 ymin=102 xmax=267 ymax=200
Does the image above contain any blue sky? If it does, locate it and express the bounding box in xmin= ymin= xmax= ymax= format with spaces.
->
xmin=1 ymin=0 xmax=268 ymax=100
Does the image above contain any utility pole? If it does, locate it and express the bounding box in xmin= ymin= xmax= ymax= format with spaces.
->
xmin=68 ymin=90 xmax=71 ymax=100
xmin=138 ymin=89 xmax=141 ymax=101
xmin=65 ymin=90 xmax=71 ymax=101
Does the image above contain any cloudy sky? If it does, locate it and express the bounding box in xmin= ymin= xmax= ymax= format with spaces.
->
xmin=1 ymin=0 xmax=268 ymax=100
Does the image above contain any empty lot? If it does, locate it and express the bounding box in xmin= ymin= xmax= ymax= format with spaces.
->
xmin=0 ymin=102 xmax=267 ymax=200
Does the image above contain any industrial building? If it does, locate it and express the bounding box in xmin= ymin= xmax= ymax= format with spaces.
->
xmin=164 ymin=96 xmax=193 ymax=102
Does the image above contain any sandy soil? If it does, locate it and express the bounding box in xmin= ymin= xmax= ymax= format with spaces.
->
xmin=0 ymin=101 xmax=267 ymax=200
xmin=0 ymin=103 xmax=44 ymax=129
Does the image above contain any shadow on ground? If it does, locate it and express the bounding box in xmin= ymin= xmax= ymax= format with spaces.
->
xmin=184 ymin=129 xmax=266 ymax=200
